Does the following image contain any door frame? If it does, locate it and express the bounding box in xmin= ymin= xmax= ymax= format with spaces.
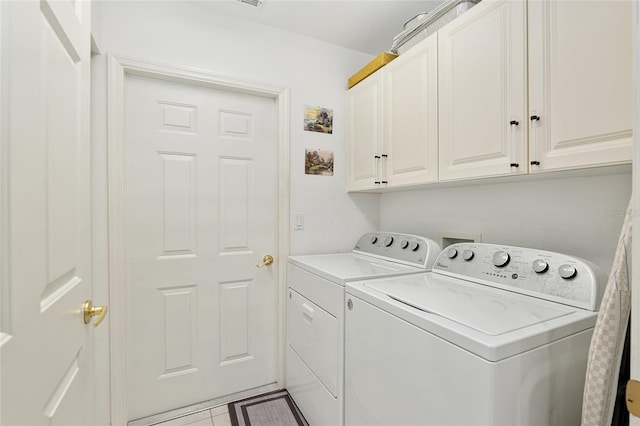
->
xmin=106 ymin=54 xmax=290 ymax=425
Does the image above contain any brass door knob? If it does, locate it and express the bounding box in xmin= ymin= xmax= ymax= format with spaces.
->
xmin=82 ymin=300 xmax=108 ymax=327
xmin=256 ymin=255 xmax=274 ymax=268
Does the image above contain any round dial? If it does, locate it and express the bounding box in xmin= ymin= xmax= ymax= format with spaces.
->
xmin=447 ymin=248 xmax=458 ymax=259
xmin=462 ymin=249 xmax=474 ymax=261
xmin=492 ymin=251 xmax=510 ymax=267
xmin=400 ymin=240 xmax=409 ymax=249
xmin=384 ymin=236 xmax=394 ymax=247
xmin=370 ymin=236 xmax=378 ymax=244
xmin=410 ymin=241 xmax=420 ymax=252
xmin=559 ymin=264 xmax=577 ymax=280
xmin=532 ymin=259 xmax=549 ymax=274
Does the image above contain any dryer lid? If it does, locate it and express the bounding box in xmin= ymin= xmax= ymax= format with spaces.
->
xmin=365 ymin=275 xmax=575 ymax=336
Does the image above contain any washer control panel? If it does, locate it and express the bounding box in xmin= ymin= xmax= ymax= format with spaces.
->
xmin=433 ymin=243 xmax=603 ymax=311
xmin=353 ymin=232 xmax=441 ymax=270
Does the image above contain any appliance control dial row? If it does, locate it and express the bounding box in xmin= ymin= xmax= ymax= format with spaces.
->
xmin=432 ymin=243 xmax=599 ymax=310
xmin=399 ymin=240 xmax=421 ymax=251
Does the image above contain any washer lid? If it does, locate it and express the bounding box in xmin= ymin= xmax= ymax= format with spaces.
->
xmin=365 ymin=276 xmax=574 ymax=336
xmin=288 ymin=253 xmax=424 ymax=285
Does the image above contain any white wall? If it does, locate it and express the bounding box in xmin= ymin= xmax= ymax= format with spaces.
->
xmin=379 ymin=170 xmax=632 ymax=274
xmin=93 ymin=0 xmax=379 ymax=256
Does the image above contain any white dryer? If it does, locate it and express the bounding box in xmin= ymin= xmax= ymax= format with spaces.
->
xmin=286 ymin=232 xmax=441 ymax=426
xmin=345 ymin=243 xmax=605 ymax=426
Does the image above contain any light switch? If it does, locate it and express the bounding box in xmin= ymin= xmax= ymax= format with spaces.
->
xmin=294 ymin=213 xmax=304 ymax=230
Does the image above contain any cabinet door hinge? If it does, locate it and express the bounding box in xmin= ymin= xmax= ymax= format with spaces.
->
xmin=626 ymin=379 xmax=640 ymax=418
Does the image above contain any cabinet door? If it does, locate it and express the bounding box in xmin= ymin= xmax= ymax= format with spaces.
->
xmin=528 ymin=0 xmax=632 ymax=172
xmin=384 ymin=34 xmax=438 ymax=187
xmin=438 ymin=0 xmax=527 ymax=181
xmin=347 ymin=72 xmax=383 ymax=191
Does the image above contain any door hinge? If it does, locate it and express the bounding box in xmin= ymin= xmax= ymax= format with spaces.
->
xmin=627 ymin=379 xmax=640 ymax=418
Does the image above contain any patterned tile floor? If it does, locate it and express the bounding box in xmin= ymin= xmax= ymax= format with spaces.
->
xmin=153 ymin=405 xmax=231 ymax=426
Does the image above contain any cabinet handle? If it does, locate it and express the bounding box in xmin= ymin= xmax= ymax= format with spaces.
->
xmin=530 ymin=115 xmax=540 ymax=121
xmin=509 ymin=115 xmax=520 ymax=172
xmin=380 ymin=153 xmax=388 ymax=185
xmin=531 ymin=161 xmax=540 ymax=166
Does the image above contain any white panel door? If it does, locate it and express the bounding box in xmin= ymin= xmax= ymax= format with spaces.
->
xmin=528 ymin=0 xmax=632 ymax=172
xmin=438 ymin=0 xmax=527 ymax=181
xmin=384 ymin=34 xmax=438 ymax=188
xmin=347 ymin=72 xmax=383 ymax=191
xmin=124 ymin=75 xmax=277 ymax=420
xmin=1 ymin=1 xmax=96 ymax=425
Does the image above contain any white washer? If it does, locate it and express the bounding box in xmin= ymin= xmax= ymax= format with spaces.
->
xmin=286 ymin=232 xmax=441 ymax=426
xmin=345 ymin=243 xmax=606 ymax=426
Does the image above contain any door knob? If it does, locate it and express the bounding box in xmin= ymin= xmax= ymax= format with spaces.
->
xmin=82 ymin=300 xmax=108 ymax=327
xmin=256 ymin=255 xmax=274 ymax=268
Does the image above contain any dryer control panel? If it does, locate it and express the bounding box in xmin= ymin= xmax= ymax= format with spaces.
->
xmin=353 ymin=232 xmax=440 ymax=270
xmin=433 ymin=243 xmax=604 ymax=311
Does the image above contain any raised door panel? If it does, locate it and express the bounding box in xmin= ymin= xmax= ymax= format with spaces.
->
xmin=347 ymin=72 xmax=383 ymax=191
xmin=384 ymin=34 xmax=438 ymax=187
xmin=438 ymin=0 xmax=527 ymax=182
xmin=528 ymin=0 xmax=632 ymax=172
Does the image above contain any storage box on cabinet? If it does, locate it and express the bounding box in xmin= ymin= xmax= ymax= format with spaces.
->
xmin=347 ymin=34 xmax=438 ymax=191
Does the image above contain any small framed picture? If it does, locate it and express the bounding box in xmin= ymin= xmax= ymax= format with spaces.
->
xmin=305 ymin=149 xmax=334 ymax=176
xmin=304 ymin=106 xmax=333 ymax=134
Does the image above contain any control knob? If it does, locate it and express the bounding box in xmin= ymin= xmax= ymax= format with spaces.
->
xmin=410 ymin=241 xmax=420 ymax=252
xmin=400 ymin=240 xmax=409 ymax=249
xmin=559 ymin=264 xmax=577 ymax=280
xmin=384 ymin=236 xmax=394 ymax=247
xmin=370 ymin=236 xmax=378 ymax=244
xmin=532 ymin=259 xmax=549 ymax=273
xmin=492 ymin=251 xmax=510 ymax=267
xmin=462 ymin=250 xmax=474 ymax=261
xmin=447 ymin=248 xmax=458 ymax=259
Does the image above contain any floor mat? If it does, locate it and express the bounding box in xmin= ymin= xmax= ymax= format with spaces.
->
xmin=228 ymin=390 xmax=308 ymax=426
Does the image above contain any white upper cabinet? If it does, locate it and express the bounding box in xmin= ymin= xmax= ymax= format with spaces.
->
xmin=527 ymin=0 xmax=632 ymax=173
xmin=348 ymin=70 xmax=383 ymax=191
xmin=348 ymin=0 xmax=632 ymax=190
xmin=384 ymin=34 xmax=438 ymax=187
xmin=348 ymin=35 xmax=438 ymax=191
xmin=438 ymin=0 xmax=527 ymax=182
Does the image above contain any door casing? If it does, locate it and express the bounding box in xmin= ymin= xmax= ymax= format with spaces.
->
xmin=106 ymin=55 xmax=290 ymax=425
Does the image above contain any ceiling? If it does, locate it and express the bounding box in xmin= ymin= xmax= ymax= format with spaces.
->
xmin=196 ymin=0 xmax=446 ymax=55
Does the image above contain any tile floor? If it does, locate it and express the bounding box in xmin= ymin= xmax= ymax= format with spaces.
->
xmin=153 ymin=405 xmax=231 ymax=426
